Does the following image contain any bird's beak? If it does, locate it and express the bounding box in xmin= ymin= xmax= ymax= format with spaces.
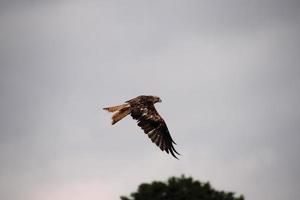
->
xmin=158 ymin=98 xmax=162 ymax=103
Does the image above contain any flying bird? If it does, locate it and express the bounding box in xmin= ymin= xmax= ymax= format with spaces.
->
xmin=103 ymin=95 xmax=180 ymax=159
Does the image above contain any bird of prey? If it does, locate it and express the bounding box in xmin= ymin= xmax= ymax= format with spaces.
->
xmin=103 ymin=95 xmax=180 ymax=159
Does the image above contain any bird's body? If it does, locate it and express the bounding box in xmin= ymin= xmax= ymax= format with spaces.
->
xmin=103 ymin=95 xmax=180 ymax=159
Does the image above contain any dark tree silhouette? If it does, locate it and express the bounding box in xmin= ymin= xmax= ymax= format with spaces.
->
xmin=120 ymin=175 xmax=244 ymax=200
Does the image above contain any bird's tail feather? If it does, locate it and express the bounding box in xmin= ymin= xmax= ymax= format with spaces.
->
xmin=103 ymin=103 xmax=131 ymax=125
xmin=112 ymin=106 xmax=131 ymax=125
xmin=103 ymin=103 xmax=129 ymax=112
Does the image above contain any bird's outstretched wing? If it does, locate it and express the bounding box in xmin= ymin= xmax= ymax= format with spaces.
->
xmin=129 ymin=102 xmax=180 ymax=159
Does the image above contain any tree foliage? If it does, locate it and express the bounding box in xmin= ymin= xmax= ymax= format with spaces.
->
xmin=120 ymin=175 xmax=244 ymax=200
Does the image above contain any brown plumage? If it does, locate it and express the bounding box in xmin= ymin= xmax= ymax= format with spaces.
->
xmin=103 ymin=95 xmax=180 ymax=159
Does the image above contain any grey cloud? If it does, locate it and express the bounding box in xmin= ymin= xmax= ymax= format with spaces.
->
xmin=1 ymin=1 xmax=300 ymax=200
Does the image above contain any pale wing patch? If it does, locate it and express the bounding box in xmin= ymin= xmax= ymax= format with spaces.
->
xmin=141 ymin=108 xmax=148 ymax=116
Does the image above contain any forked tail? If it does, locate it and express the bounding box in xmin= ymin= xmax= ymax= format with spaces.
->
xmin=103 ymin=103 xmax=131 ymax=125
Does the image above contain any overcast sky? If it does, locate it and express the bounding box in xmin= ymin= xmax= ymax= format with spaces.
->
xmin=1 ymin=1 xmax=300 ymax=200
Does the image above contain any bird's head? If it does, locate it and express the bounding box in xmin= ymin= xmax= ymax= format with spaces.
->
xmin=151 ymin=95 xmax=162 ymax=104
